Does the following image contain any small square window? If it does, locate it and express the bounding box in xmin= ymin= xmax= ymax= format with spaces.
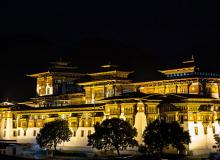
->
xmin=33 ymin=130 xmax=36 ymax=136
xmin=88 ymin=130 xmax=91 ymax=136
xmin=195 ymin=127 xmax=198 ymax=135
xmin=213 ymin=126 xmax=216 ymax=134
xmin=204 ymin=127 xmax=207 ymax=135
xmin=73 ymin=131 xmax=76 ymax=137
xmin=13 ymin=131 xmax=17 ymax=137
xmin=81 ymin=130 xmax=84 ymax=137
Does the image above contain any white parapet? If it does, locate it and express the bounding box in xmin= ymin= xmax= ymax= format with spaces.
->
xmin=187 ymin=121 xmax=220 ymax=155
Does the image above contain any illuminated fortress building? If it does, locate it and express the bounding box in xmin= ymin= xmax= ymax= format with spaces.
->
xmin=1 ymin=56 xmax=220 ymax=155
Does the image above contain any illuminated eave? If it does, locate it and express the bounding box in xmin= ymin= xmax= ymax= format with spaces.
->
xmin=27 ymin=71 xmax=84 ymax=78
xmin=88 ymin=70 xmax=133 ymax=77
xmin=78 ymin=79 xmax=132 ymax=86
xmin=184 ymin=98 xmax=220 ymax=102
xmin=13 ymin=104 xmax=105 ymax=114
xmin=27 ymin=71 xmax=51 ymax=78
xmin=158 ymin=67 xmax=195 ymax=75
xmin=133 ymin=77 xmax=220 ymax=86
xmin=99 ymin=97 xmax=161 ymax=103
xmin=101 ymin=64 xmax=119 ymax=68
xmin=0 ymin=107 xmax=11 ymax=111
xmin=182 ymin=59 xmax=194 ymax=64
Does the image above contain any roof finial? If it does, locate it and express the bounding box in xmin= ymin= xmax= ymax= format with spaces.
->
xmin=191 ymin=54 xmax=194 ymax=61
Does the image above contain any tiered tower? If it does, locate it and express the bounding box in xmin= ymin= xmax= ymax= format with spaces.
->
xmin=27 ymin=60 xmax=84 ymax=96
xmin=79 ymin=63 xmax=134 ymax=103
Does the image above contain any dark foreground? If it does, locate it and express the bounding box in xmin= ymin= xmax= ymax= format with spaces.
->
xmin=0 ymin=152 xmax=212 ymax=160
xmin=0 ymin=155 xmax=32 ymax=160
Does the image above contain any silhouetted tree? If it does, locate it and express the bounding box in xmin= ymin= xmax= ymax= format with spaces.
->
xmin=169 ymin=121 xmax=191 ymax=153
xmin=142 ymin=119 xmax=190 ymax=157
xmin=213 ymin=134 xmax=220 ymax=151
xmin=36 ymin=119 xmax=72 ymax=151
xmin=88 ymin=118 xmax=138 ymax=155
xmin=142 ymin=119 xmax=168 ymax=157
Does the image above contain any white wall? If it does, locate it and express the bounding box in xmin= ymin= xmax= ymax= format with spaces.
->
xmin=187 ymin=121 xmax=220 ymax=155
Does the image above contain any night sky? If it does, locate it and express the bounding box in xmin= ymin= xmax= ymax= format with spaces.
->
xmin=0 ymin=1 xmax=220 ymax=101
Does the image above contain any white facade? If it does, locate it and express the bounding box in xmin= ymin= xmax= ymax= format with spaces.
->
xmin=1 ymin=110 xmax=220 ymax=156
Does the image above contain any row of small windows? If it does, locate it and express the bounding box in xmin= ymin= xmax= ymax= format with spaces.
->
xmin=167 ymin=72 xmax=220 ymax=78
xmin=54 ymin=80 xmax=75 ymax=84
xmin=3 ymin=130 xmax=37 ymax=137
xmin=124 ymin=107 xmax=133 ymax=114
xmin=72 ymin=130 xmax=92 ymax=137
xmin=4 ymin=130 xmax=92 ymax=137
xmin=194 ymin=126 xmax=215 ymax=135
xmin=148 ymin=107 xmax=156 ymax=113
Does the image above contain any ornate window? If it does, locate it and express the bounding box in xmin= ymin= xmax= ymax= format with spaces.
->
xmin=195 ymin=127 xmax=198 ymax=135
